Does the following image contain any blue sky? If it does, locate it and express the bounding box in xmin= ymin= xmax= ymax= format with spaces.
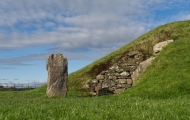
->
xmin=0 ymin=0 xmax=190 ymax=85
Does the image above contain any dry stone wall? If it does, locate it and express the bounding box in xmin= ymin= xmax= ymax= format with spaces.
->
xmin=88 ymin=51 xmax=144 ymax=96
xmin=86 ymin=40 xmax=174 ymax=96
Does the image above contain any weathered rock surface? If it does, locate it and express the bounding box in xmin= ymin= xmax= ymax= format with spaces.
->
xmin=131 ymin=57 xmax=155 ymax=84
xmin=153 ymin=40 xmax=174 ymax=55
xmin=46 ymin=54 xmax=68 ymax=97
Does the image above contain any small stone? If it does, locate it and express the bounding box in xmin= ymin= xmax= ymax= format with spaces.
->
xmin=115 ymin=79 xmax=119 ymax=83
xmin=90 ymin=79 xmax=98 ymax=84
xmin=118 ymin=69 xmax=124 ymax=73
xmin=109 ymin=75 xmax=116 ymax=80
xmin=111 ymin=81 xmax=115 ymax=87
xmin=107 ymin=73 xmax=111 ymax=76
xmin=95 ymin=86 xmax=101 ymax=92
xmin=105 ymin=75 xmax=109 ymax=79
xmin=89 ymin=84 xmax=96 ymax=91
xmin=102 ymin=80 xmax=111 ymax=88
xmin=108 ymin=87 xmax=114 ymax=91
xmin=96 ymin=75 xmax=105 ymax=80
xmin=100 ymin=71 xmax=106 ymax=75
xmin=128 ymin=51 xmax=140 ymax=57
xmin=120 ymin=71 xmax=130 ymax=76
xmin=82 ymin=83 xmax=90 ymax=89
xmin=118 ymin=79 xmax=127 ymax=84
xmin=110 ymin=64 xmax=119 ymax=71
xmin=117 ymin=84 xmax=123 ymax=88
xmin=102 ymin=85 xmax=108 ymax=89
xmin=127 ymin=79 xmax=133 ymax=85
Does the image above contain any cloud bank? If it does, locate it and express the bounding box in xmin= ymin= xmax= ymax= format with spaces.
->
xmin=0 ymin=0 xmax=190 ymax=66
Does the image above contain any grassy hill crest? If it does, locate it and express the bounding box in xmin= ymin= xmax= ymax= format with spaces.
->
xmin=68 ymin=20 xmax=190 ymax=95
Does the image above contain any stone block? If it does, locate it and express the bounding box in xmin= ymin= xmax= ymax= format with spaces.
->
xmin=127 ymin=51 xmax=140 ymax=57
xmin=96 ymin=75 xmax=104 ymax=80
xmin=127 ymin=79 xmax=133 ymax=85
xmin=118 ymin=79 xmax=127 ymax=84
xmin=95 ymin=86 xmax=101 ymax=92
xmin=117 ymin=84 xmax=123 ymax=88
xmin=120 ymin=71 xmax=130 ymax=77
xmin=102 ymin=80 xmax=111 ymax=88
xmin=82 ymin=83 xmax=90 ymax=89
xmin=109 ymin=75 xmax=116 ymax=80
xmin=90 ymin=79 xmax=98 ymax=84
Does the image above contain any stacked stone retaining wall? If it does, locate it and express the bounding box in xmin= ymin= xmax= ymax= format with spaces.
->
xmin=88 ymin=51 xmax=144 ymax=96
xmin=86 ymin=40 xmax=174 ymax=96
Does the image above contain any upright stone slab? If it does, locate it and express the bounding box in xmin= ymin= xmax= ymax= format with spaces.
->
xmin=46 ymin=54 xmax=68 ymax=97
xmin=131 ymin=57 xmax=155 ymax=85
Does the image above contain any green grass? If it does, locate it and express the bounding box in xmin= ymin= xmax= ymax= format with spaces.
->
xmin=1 ymin=20 xmax=190 ymax=119
xmin=1 ymin=91 xmax=190 ymax=120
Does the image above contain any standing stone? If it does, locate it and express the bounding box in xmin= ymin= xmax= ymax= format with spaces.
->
xmin=46 ymin=54 xmax=68 ymax=97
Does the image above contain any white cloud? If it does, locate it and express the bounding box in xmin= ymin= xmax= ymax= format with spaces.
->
xmin=0 ymin=0 xmax=190 ymax=65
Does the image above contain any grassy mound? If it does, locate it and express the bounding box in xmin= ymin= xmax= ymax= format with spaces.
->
xmin=69 ymin=20 xmax=190 ymax=92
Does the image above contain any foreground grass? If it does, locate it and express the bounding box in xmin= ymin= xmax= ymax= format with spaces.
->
xmin=0 ymin=90 xmax=190 ymax=120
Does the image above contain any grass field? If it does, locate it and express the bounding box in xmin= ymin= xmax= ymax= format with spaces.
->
xmin=1 ymin=87 xmax=190 ymax=120
xmin=0 ymin=20 xmax=190 ymax=120
xmin=0 ymin=88 xmax=190 ymax=120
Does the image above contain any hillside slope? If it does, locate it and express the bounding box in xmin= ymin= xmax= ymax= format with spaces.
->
xmin=69 ymin=20 xmax=190 ymax=94
xmin=122 ymin=36 xmax=190 ymax=99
